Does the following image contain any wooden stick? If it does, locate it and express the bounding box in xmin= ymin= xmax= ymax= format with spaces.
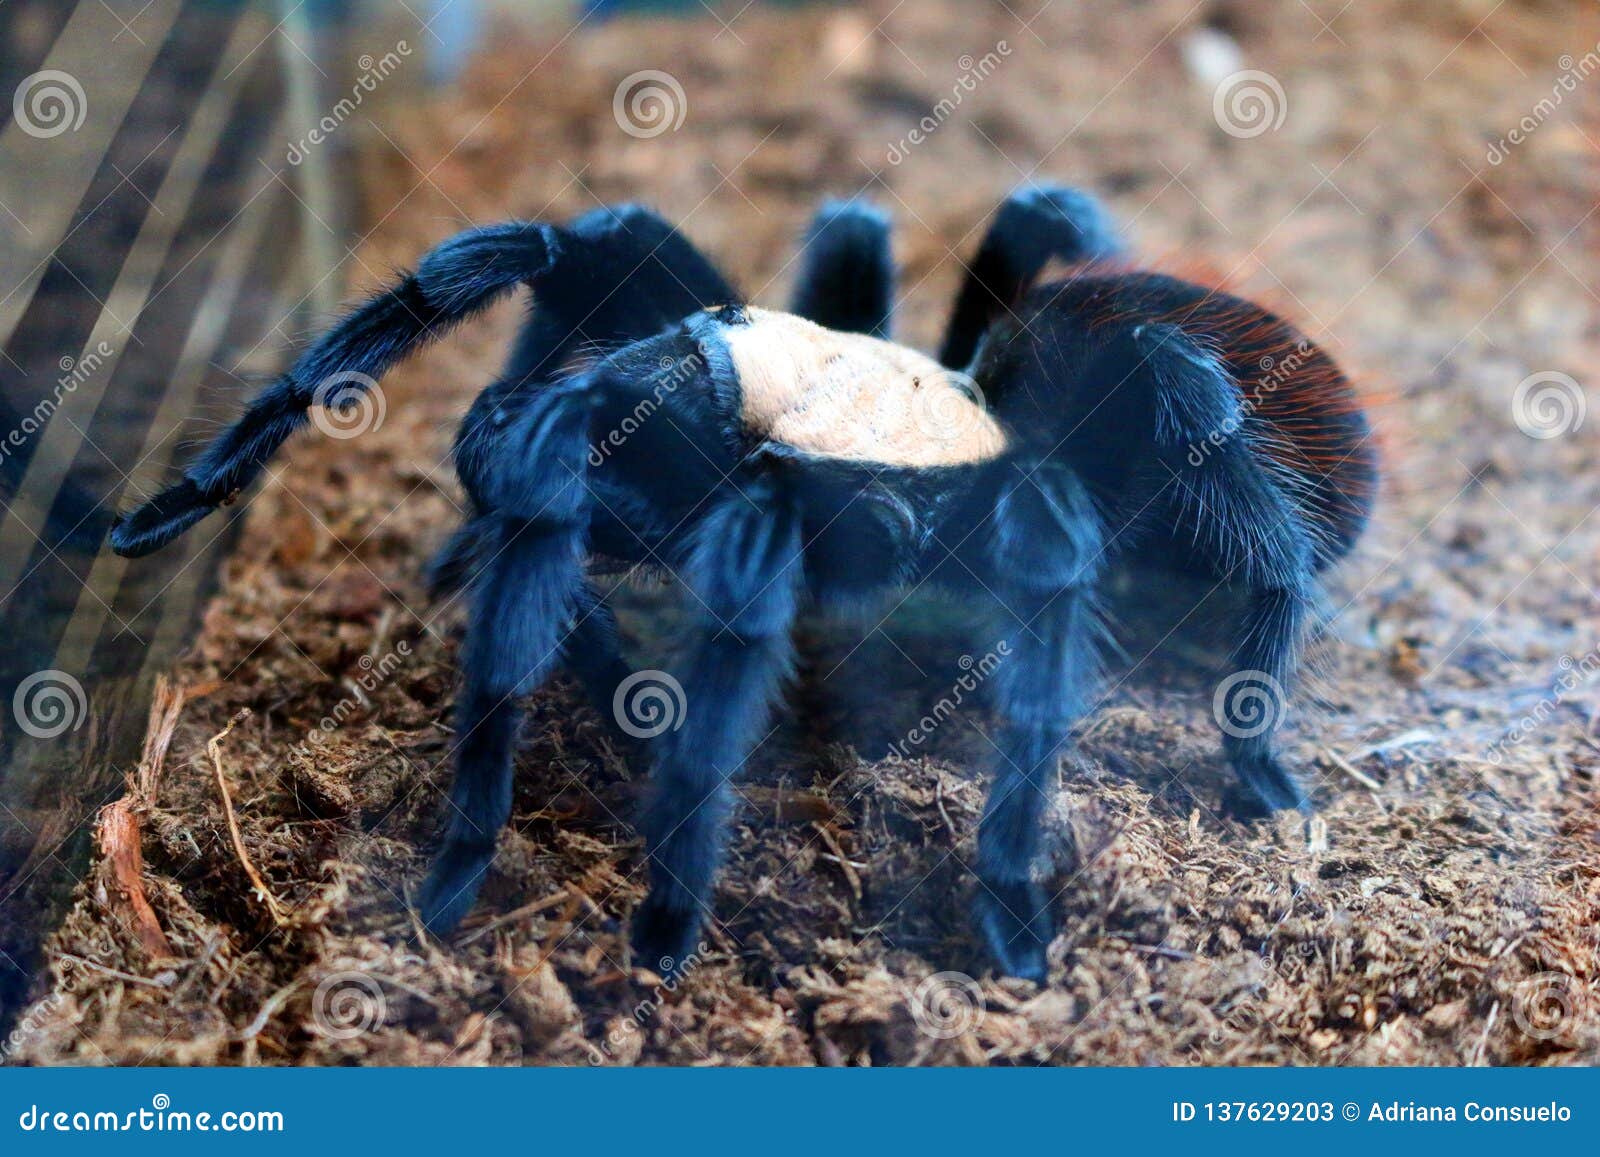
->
xmin=139 ymin=677 xmax=219 ymax=798
xmin=98 ymin=798 xmax=176 ymax=958
xmin=93 ymin=677 xmax=204 ymax=959
xmin=58 ymin=952 xmax=173 ymax=989
xmin=813 ymin=822 xmax=862 ymax=901
xmin=207 ymin=709 xmax=285 ymax=924
xmin=456 ymin=890 xmax=572 ymax=946
xmin=1320 ymin=746 xmax=1382 ymax=792
xmin=737 ymin=785 xmax=840 ymax=824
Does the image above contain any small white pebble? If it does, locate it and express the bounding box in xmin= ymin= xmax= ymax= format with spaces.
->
xmin=1180 ymin=26 xmax=1244 ymax=90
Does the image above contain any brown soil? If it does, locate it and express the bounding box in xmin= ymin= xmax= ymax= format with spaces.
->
xmin=11 ymin=0 xmax=1599 ymax=1066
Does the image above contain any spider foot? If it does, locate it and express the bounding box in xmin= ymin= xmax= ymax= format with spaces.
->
xmin=630 ymin=894 xmax=707 ymax=981
xmin=975 ymin=878 xmax=1053 ymax=984
xmin=417 ymin=835 xmax=497 ymax=936
xmin=1224 ymin=747 xmax=1311 ymax=818
xmin=1002 ymin=184 xmax=1123 ymax=260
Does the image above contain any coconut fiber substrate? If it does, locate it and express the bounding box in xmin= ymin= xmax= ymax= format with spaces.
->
xmin=10 ymin=0 xmax=1599 ymax=1065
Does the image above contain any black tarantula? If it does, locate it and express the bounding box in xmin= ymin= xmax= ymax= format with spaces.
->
xmin=111 ymin=184 xmax=1376 ymax=981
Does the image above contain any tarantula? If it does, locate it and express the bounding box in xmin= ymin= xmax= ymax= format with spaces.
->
xmin=111 ymin=184 xmax=1376 ymax=981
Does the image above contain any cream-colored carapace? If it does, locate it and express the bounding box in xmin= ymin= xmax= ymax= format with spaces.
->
xmin=718 ymin=307 xmax=1009 ymax=467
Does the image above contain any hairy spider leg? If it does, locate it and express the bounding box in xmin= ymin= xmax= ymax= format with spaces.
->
xmin=788 ymin=200 xmax=895 ymax=338
xmin=437 ymin=205 xmax=739 ymax=718
xmin=109 ymin=221 xmax=557 ymax=557
xmin=939 ymin=184 xmax=1125 ymax=371
xmin=416 ymin=382 xmax=596 ymax=933
xmin=630 ymin=474 xmax=804 ymax=971
xmin=1139 ymin=323 xmax=1321 ymax=815
xmin=971 ymin=459 xmax=1108 ymax=982
xmin=1071 ymin=314 xmax=1323 ymax=817
xmin=934 ymin=260 xmax=1362 ymax=975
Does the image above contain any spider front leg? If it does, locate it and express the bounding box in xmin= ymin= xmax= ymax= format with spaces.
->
xmin=109 ymin=223 xmax=558 ymax=557
xmin=972 ymin=461 xmax=1106 ymax=982
xmin=424 ymin=202 xmax=740 ymax=724
xmin=630 ymin=478 xmax=803 ymax=972
xmin=417 ymin=384 xmax=595 ymax=933
xmin=110 ymin=203 xmax=734 ymax=559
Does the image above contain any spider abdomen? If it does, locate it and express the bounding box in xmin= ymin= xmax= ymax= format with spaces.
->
xmin=988 ymin=271 xmax=1377 ymax=564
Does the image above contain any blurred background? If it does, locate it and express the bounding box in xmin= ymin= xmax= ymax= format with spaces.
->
xmin=0 ymin=0 xmax=1595 ymax=1064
